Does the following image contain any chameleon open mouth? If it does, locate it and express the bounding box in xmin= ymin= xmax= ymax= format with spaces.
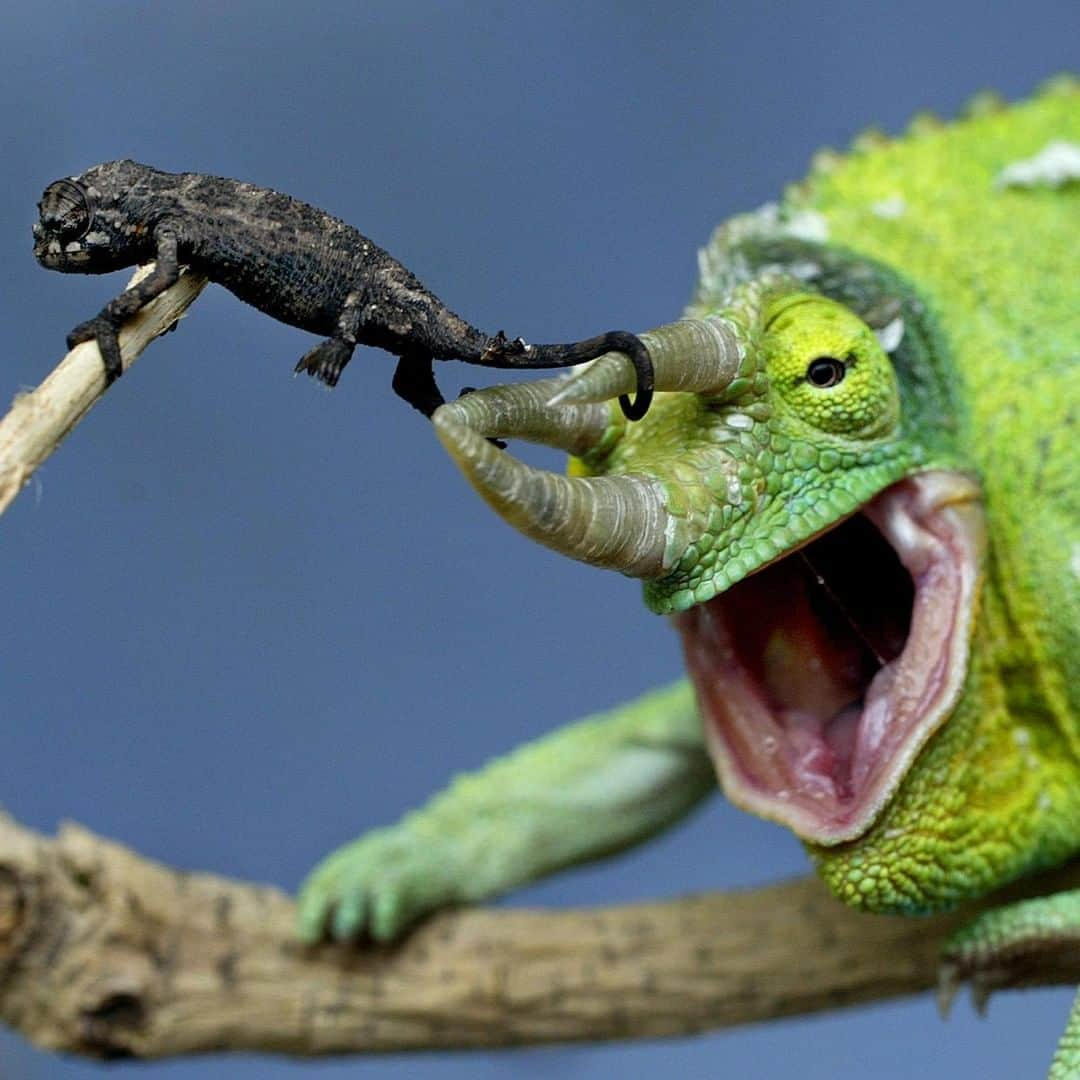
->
xmin=674 ymin=470 xmax=985 ymax=845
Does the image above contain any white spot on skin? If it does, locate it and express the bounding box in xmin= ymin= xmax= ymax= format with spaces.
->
xmin=875 ymin=317 xmax=905 ymax=354
xmin=786 ymin=261 xmax=823 ymax=282
xmin=871 ymin=195 xmax=907 ymax=219
xmin=1070 ymin=542 xmax=1080 ymax=580
xmin=84 ymin=231 xmax=109 ymax=245
xmin=64 ymin=241 xmax=83 ymax=253
xmin=783 ymin=208 xmax=829 ymax=243
xmin=725 ymin=412 xmax=753 ymax=430
xmin=996 ymin=141 xmax=1080 ymax=189
xmin=1038 ymin=792 xmax=1053 ymax=812
xmin=1013 ymin=727 xmax=1031 ymax=747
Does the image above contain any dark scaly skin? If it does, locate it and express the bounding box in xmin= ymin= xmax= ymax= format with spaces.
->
xmin=32 ymin=160 xmax=653 ymax=418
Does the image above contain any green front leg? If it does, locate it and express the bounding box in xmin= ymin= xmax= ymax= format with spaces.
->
xmin=298 ymin=680 xmax=713 ymax=942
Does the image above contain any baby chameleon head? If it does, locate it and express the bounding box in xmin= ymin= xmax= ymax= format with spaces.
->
xmin=33 ymin=160 xmax=161 ymax=275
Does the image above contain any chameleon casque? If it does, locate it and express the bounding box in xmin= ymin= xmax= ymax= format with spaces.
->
xmin=33 ymin=81 xmax=1079 ymax=1072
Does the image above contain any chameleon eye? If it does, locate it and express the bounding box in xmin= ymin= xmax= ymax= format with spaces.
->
xmin=39 ymin=179 xmax=93 ymax=240
xmin=806 ymin=356 xmax=847 ymax=388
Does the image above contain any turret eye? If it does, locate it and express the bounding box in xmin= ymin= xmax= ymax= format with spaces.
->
xmin=39 ymin=180 xmax=92 ymax=241
xmin=806 ymin=356 xmax=847 ymax=388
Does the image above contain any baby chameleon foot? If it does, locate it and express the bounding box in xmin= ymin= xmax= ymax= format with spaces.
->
xmin=294 ymin=337 xmax=355 ymax=387
xmin=296 ymin=824 xmax=466 ymax=944
xmin=67 ymin=315 xmax=123 ymax=383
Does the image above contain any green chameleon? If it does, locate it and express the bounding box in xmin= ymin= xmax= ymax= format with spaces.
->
xmin=299 ymin=80 xmax=1080 ymax=1073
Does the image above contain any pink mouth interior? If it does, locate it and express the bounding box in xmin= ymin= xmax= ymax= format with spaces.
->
xmin=674 ymin=473 xmax=980 ymax=844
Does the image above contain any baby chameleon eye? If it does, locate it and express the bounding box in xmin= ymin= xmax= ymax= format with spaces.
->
xmin=38 ymin=179 xmax=92 ymax=240
xmin=806 ymin=356 xmax=847 ymax=388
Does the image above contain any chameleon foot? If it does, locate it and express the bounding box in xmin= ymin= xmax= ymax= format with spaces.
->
xmin=296 ymin=824 xmax=465 ymax=944
xmin=67 ymin=315 xmax=123 ymax=383
xmin=939 ymin=890 xmax=1080 ymax=1015
xmin=939 ymin=891 xmax=1080 ymax=1078
xmin=294 ymin=337 xmax=355 ymax=387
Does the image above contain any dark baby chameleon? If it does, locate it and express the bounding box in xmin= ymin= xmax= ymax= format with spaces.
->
xmin=32 ymin=160 xmax=653 ymax=417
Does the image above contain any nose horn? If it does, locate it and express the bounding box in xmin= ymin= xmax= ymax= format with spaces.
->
xmin=546 ymin=316 xmax=744 ymax=407
xmin=433 ymin=379 xmax=674 ymax=578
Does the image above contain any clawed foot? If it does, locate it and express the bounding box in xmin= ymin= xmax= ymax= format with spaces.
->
xmin=296 ymin=825 xmax=464 ymax=944
xmin=938 ymin=891 xmax=1080 ymax=1017
xmin=67 ymin=316 xmax=123 ymax=383
xmin=295 ymin=338 xmax=354 ymax=387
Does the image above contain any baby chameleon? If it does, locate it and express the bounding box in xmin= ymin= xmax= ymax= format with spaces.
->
xmin=32 ymin=160 xmax=654 ymax=418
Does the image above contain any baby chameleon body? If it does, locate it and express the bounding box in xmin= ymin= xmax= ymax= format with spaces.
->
xmin=32 ymin=160 xmax=653 ymax=418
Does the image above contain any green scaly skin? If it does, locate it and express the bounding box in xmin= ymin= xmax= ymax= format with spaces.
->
xmin=299 ymin=80 xmax=1079 ymax=1072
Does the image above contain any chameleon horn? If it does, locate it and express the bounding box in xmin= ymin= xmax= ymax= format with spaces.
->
xmin=440 ymin=377 xmax=613 ymax=455
xmin=433 ymin=384 xmax=671 ymax=578
xmin=546 ymin=316 xmax=743 ymax=407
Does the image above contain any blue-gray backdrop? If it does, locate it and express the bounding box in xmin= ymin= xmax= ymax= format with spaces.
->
xmin=3 ymin=3 xmax=1077 ymax=1078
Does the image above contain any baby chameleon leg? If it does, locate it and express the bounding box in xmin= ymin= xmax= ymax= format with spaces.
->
xmin=297 ymin=680 xmax=712 ymax=943
xmin=294 ymin=293 xmax=362 ymax=387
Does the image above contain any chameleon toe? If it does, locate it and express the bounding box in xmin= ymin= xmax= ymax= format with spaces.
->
xmin=330 ymin=888 xmax=367 ymax=942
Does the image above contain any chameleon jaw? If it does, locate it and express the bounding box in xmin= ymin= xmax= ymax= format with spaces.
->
xmin=674 ymin=470 xmax=985 ymax=845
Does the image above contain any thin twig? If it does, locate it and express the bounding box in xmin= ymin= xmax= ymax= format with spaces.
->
xmin=0 ymin=266 xmax=207 ymax=516
xmin=0 ymin=812 xmax=1077 ymax=1060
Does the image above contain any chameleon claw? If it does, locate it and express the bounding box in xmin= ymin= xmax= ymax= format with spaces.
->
xmin=295 ymin=338 xmax=354 ymax=387
xmin=330 ymin=889 xmax=367 ymax=942
xmin=936 ymin=961 xmax=960 ymax=1019
xmin=971 ymin=982 xmax=993 ymax=1016
xmin=67 ymin=315 xmax=123 ymax=383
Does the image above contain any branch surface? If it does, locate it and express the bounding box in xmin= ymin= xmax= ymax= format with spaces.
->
xmin=1 ymin=812 xmax=1078 ymax=1060
xmin=0 ymin=267 xmax=207 ymax=515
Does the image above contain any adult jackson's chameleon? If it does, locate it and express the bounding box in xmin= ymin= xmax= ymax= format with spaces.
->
xmin=295 ymin=80 xmax=1080 ymax=1073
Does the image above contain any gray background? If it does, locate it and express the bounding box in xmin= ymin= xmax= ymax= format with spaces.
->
xmin=2 ymin=3 xmax=1077 ymax=1078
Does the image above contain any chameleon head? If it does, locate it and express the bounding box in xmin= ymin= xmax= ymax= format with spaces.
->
xmin=434 ymin=271 xmax=985 ymax=851
xmin=33 ymin=160 xmax=157 ymax=274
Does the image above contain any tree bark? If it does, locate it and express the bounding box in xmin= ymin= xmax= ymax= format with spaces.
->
xmin=0 ymin=812 xmax=1077 ymax=1060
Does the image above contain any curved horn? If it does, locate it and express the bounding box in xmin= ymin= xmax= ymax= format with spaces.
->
xmin=434 ymin=389 xmax=673 ymax=578
xmin=440 ymin=377 xmax=612 ymax=455
xmin=547 ymin=316 xmax=744 ymax=407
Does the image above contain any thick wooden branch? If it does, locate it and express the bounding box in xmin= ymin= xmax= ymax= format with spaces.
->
xmin=1 ymin=812 xmax=1078 ymax=1060
xmin=0 ymin=267 xmax=207 ymax=516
